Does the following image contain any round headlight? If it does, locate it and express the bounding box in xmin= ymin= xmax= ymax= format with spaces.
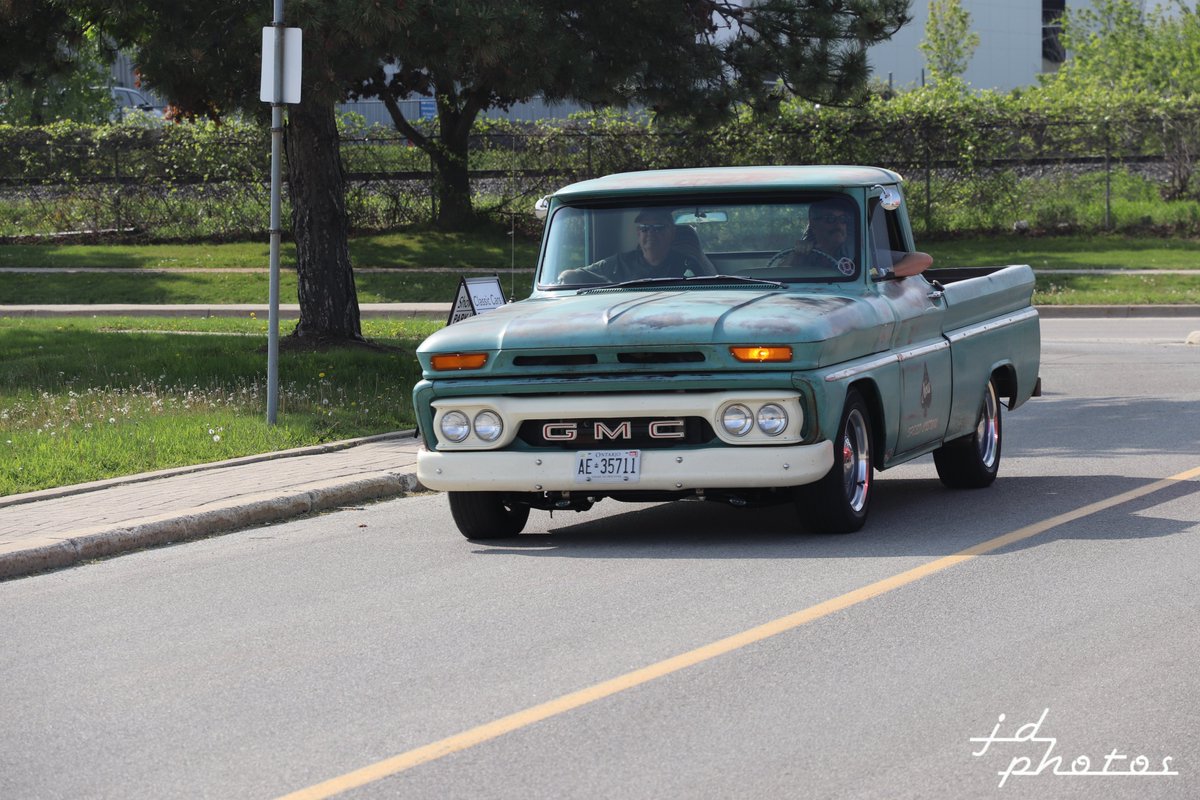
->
xmin=721 ymin=404 xmax=754 ymax=437
xmin=439 ymin=410 xmax=470 ymax=442
xmin=473 ymin=410 xmax=504 ymax=442
xmin=756 ymin=403 xmax=789 ymax=436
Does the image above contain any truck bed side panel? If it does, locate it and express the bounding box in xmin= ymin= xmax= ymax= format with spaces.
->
xmin=938 ymin=265 xmax=1036 ymax=332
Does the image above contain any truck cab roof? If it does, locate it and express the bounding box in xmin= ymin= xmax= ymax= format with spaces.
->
xmin=553 ymin=166 xmax=904 ymax=203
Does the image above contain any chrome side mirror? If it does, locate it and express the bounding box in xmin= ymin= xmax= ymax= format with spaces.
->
xmin=533 ymin=195 xmax=551 ymax=220
xmin=873 ymin=184 xmax=902 ymax=211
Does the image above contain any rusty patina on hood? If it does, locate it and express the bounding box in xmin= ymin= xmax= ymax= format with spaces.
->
xmin=418 ymin=288 xmax=895 ymax=376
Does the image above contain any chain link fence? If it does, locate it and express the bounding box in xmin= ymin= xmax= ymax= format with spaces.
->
xmin=2 ymin=114 xmax=1197 ymax=242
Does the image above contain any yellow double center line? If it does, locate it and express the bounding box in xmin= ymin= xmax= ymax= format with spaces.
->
xmin=278 ymin=465 xmax=1200 ymax=800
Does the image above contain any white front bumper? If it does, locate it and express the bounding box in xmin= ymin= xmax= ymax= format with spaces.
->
xmin=417 ymin=441 xmax=834 ymax=492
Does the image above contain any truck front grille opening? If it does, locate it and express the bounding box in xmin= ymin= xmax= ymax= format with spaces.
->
xmin=617 ymin=351 xmax=705 ymax=364
xmin=513 ymin=354 xmax=599 ymax=366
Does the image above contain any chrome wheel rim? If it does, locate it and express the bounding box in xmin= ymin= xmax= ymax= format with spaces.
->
xmin=841 ymin=408 xmax=871 ymax=513
xmin=976 ymin=382 xmax=1000 ymax=469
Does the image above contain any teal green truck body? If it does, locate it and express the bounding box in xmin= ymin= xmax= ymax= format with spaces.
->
xmin=413 ymin=166 xmax=1041 ymax=537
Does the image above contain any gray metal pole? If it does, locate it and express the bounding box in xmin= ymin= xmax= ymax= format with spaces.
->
xmin=267 ymin=0 xmax=284 ymax=424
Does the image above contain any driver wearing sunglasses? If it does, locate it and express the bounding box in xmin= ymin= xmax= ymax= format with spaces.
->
xmin=558 ymin=208 xmax=712 ymax=285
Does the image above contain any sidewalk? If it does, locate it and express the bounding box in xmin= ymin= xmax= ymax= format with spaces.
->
xmin=0 ymin=303 xmax=449 ymax=319
xmin=0 ymin=432 xmax=425 ymax=581
xmin=5 ymin=302 xmax=1200 ymax=319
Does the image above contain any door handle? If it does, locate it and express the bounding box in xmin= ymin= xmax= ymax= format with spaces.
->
xmin=927 ymin=290 xmax=944 ymax=302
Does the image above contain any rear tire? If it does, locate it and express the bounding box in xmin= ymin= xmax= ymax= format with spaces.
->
xmin=796 ymin=389 xmax=873 ymax=533
xmin=447 ymin=492 xmax=530 ymax=539
xmin=934 ymin=378 xmax=1002 ymax=489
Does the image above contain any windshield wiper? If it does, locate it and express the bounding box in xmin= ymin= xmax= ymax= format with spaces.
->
xmin=582 ymin=274 xmax=785 ymax=291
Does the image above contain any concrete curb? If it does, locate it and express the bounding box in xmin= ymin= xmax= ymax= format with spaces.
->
xmin=1034 ymin=305 xmax=1200 ymax=318
xmin=0 ymin=303 xmax=449 ymax=319
xmin=0 ymin=429 xmax=420 ymax=510
xmin=4 ymin=303 xmax=1200 ymax=320
xmin=0 ymin=470 xmax=425 ymax=581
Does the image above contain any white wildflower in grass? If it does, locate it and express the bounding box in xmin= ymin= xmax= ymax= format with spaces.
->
xmin=213 ymin=434 xmax=221 ymax=442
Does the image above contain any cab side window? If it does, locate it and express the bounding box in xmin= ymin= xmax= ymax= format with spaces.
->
xmin=869 ymin=199 xmax=907 ymax=276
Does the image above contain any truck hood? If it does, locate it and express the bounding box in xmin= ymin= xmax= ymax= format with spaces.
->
xmin=419 ymin=289 xmax=895 ymax=366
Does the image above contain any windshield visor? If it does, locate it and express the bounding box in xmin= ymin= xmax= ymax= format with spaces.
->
xmin=538 ymin=196 xmax=861 ymax=288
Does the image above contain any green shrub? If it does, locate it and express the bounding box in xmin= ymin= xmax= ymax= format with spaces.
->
xmin=4 ymin=88 xmax=1200 ymax=240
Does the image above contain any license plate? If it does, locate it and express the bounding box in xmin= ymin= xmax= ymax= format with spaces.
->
xmin=574 ymin=450 xmax=641 ymax=484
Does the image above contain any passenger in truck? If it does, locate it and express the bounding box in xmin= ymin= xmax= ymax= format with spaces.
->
xmin=769 ymin=197 xmax=932 ymax=278
xmin=767 ymin=197 xmax=860 ymax=272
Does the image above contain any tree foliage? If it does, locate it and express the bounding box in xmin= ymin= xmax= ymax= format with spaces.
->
xmin=1033 ymin=0 xmax=1200 ymax=198
xmin=0 ymin=1 xmax=113 ymax=124
xmin=88 ymin=0 xmax=415 ymax=117
xmin=84 ymin=0 xmax=424 ymax=343
xmin=356 ymin=0 xmax=915 ymax=228
xmin=918 ymin=0 xmax=979 ymax=85
xmin=1046 ymin=0 xmax=1200 ymax=97
xmin=7 ymin=85 xmax=1200 ymax=242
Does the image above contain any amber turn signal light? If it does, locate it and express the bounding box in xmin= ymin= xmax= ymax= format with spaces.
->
xmin=431 ymin=353 xmax=488 ymax=370
xmin=730 ymin=346 xmax=793 ymax=363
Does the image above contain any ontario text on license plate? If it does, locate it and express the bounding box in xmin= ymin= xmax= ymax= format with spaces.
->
xmin=575 ymin=450 xmax=641 ymax=484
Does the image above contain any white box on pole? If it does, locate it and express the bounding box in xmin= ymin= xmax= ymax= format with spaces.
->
xmin=260 ymin=27 xmax=302 ymax=104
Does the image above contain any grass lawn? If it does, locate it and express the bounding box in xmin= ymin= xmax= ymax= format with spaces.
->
xmin=925 ymin=234 xmax=1200 ymax=304
xmin=926 ymin=234 xmax=1200 ymax=271
xmin=4 ymin=270 xmax=1198 ymax=308
xmin=0 ymin=316 xmax=441 ymax=495
xmin=0 ymin=270 xmax=539 ymax=305
xmin=3 ymin=231 xmax=1199 ymax=305
xmin=0 ymin=228 xmax=542 ymax=270
xmin=1031 ymin=273 xmax=1200 ymax=305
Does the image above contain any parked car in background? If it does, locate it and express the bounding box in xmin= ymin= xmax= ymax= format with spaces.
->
xmin=110 ymin=86 xmax=163 ymax=121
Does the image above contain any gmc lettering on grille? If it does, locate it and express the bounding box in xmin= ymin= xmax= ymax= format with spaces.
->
xmin=542 ymin=420 xmax=686 ymax=441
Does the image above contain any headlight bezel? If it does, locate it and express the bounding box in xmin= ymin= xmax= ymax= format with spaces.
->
xmin=715 ymin=398 xmax=802 ymax=444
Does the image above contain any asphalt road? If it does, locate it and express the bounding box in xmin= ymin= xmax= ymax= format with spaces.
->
xmin=3 ymin=317 xmax=1199 ymax=800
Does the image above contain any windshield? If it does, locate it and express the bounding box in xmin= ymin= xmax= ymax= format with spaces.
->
xmin=538 ymin=195 xmax=862 ymax=288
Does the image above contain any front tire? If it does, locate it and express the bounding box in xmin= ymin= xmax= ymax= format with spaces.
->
xmin=934 ymin=378 xmax=1002 ymax=489
xmin=797 ymin=389 xmax=873 ymax=533
xmin=447 ymin=492 xmax=530 ymax=539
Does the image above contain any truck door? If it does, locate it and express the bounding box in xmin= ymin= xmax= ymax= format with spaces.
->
xmin=870 ymin=196 xmax=952 ymax=456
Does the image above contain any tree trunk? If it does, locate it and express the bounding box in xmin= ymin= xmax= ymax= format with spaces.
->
xmin=377 ymin=84 xmax=478 ymax=231
xmin=432 ymin=105 xmax=476 ymax=230
xmin=284 ymin=94 xmax=363 ymax=343
xmin=431 ymin=143 xmax=474 ymax=229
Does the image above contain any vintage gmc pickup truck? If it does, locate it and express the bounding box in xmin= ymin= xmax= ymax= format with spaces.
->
xmin=413 ymin=166 xmax=1041 ymax=537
